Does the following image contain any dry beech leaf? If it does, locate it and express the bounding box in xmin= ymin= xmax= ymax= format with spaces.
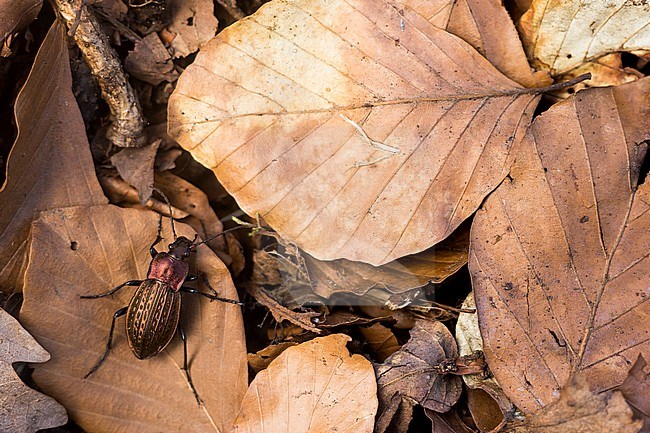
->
xmin=503 ymin=374 xmax=642 ymax=433
xmin=518 ymin=0 xmax=650 ymax=76
xmin=19 ymin=205 xmax=247 ymax=433
xmin=470 ymin=78 xmax=650 ymax=413
xmin=0 ymin=21 xmax=107 ymax=294
xmin=0 ymin=309 xmax=67 ymax=433
xmin=415 ymin=0 xmax=543 ymax=87
xmin=168 ymin=0 xmax=541 ymax=266
xmin=167 ymin=0 xmax=218 ymax=58
xmin=233 ymin=334 xmax=378 ymax=433
xmin=305 ymin=224 xmax=469 ymax=298
xmin=0 ymin=0 xmax=41 ymax=50
xmin=124 ymin=32 xmax=178 ymax=85
xmin=617 ymin=356 xmax=650 ymax=433
xmin=376 ymin=320 xmax=462 ymax=416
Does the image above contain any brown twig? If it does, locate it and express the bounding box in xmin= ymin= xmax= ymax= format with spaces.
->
xmin=51 ymin=0 xmax=146 ymax=147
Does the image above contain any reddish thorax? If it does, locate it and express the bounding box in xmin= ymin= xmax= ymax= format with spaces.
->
xmin=146 ymin=236 xmax=192 ymax=292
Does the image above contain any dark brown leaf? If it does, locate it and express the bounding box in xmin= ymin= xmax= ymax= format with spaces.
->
xmin=0 ymin=21 xmax=107 ymax=294
xmin=376 ymin=320 xmax=462 ymax=416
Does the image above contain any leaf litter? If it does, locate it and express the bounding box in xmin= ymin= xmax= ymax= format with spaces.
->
xmin=0 ymin=0 xmax=648 ymax=431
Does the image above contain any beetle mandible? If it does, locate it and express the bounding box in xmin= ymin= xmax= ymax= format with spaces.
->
xmin=81 ymin=200 xmax=243 ymax=404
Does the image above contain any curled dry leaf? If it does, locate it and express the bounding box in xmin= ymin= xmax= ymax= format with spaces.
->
xmin=19 ymin=205 xmax=247 ymax=433
xmin=0 ymin=0 xmax=41 ymax=52
xmin=502 ymin=374 xmax=642 ymax=433
xmin=617 ymin=356 xmax=650 ymax=433
xmin=376 ymin=320 xmax=462 ymax=418
xmin=305 ymin=224 xmax=469 ymax=298
xmin=0 ymin=309 xmax=67 ymax=433
xmin=233 ymin=334 xmax=378 ymax=433
xmin=168 ymin=0 xmax=540 ymax=265
xmin=0 ymin=21 xmax=107 ymax=294
xmin=470 ymin=78 xmax=650 ymax=413
xmin=518 ymin=0 xmax=650 ymax=76
xmin=124 ymin=32 xmax=178 ymax=85
xmin=166 ymin=0 xmax=218 ymax=58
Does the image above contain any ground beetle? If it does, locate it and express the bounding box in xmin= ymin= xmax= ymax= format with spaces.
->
xmin=81 ymin=197 xmax=243 ymax=404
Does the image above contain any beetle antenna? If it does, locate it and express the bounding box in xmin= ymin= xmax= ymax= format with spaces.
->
xmin=191 ymin=225 xmax=251 ymax=249
xmin=152 ymin=186 xmax=177 ymax=239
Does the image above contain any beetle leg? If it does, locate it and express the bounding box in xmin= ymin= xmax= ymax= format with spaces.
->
xmin=185 ymin=274 xmax=198 ymax=282
xmin=178 ymin=325 xmax=202 ymax=405
xmin=80 ymin=280 xmax=142 ymax=299
xmin=180 ymin=286 xmax=243 ymax=305
xmin=84 ymin=306 xmax=128 ymax=379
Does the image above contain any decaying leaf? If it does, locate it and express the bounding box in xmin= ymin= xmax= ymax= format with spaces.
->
xmin=0 ymin=0 xmax=41 ymax=52
xmin=503 ymin=374 xmax=642 ymax=433
xmin=470 ymin=78 xmax=650 ymax=413
xmin=168 ymin=0 xmax=541 ymax=266
xmin=233 ymin=334 xmax=378 ymax=433
xmin=124 ymin=32 xmax=179 ymax=85
xmin=617 ymin=356 xmax=650 ymax=433
xmin=519 ymin=0 xmax=650 ymax=76
xmin=376 ymin=320 xmax=462 ymax=417
xmin=166 ymin=0 xmax=218 ymax=58
xmin=19 ymin=205 xmax=247 ymax=433
xmin=0 ymin=309 xmax=67 ymax=433
xmin=305 ymin=225 xmax=469 ymax=298
xmin=0 ymin=21 xmax=107 ymax=294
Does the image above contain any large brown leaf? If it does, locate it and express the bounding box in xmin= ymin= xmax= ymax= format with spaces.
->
xmin=470 ymin=78 xmax=650 ymax=413
xmin=233 ymin=334 xmax=377 ymax=433
xmin=19 ymin=205 xmax=247 ymax=433
xmin=0 ymin=309 xmax=67 ymax=433
xmin=0 ymin=21 xmax=107 ymax=293
xmin=168 ymin=0 xmax=540 ymax=265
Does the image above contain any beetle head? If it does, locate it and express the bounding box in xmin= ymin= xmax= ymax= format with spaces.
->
xmin=168 ymin=236 xmax=194 ymax=260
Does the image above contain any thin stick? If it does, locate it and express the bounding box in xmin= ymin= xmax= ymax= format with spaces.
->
xmin=52 ymin=0 xmax=146 ymax=147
